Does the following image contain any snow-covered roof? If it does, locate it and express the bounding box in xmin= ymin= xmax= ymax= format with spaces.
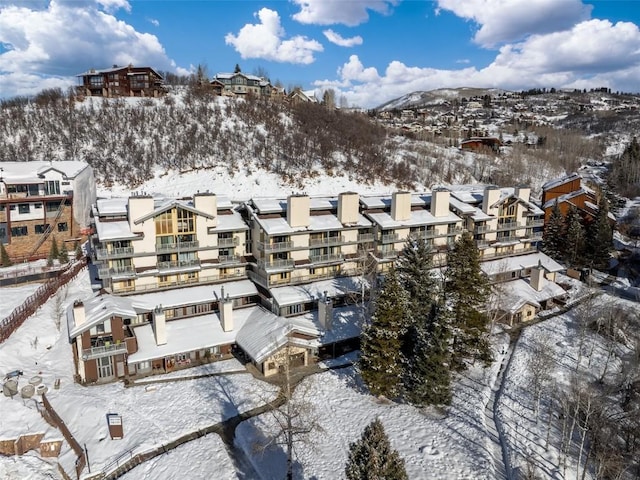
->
xmin=306 ymin=305 xmax=363 ymax=345
xmin=541 ymin=173 xmax=582 ymax=191
xmin=68 ymin=293 xmax=138 ymax=339
xmin=448 ymin=196 xmax=477 ymax=215
xmin=75 ymin=66 xmax=162 ymax=77
xmin=0 ymin=161 xmax=89 ymax=183
xmin=94 ymin=217 xmax=138 ymax=241
xmin=134 ymin=199 xmax=214 ymax=224
xmin=210 ymin=211 xmax=249 ymax=232
xmin=367 ymin=209 xmax=461 ymax=229
xmin=481 ymin=252 xmax=564 ymax=276
xmin=236 ymin=308 xmax=319 ymax=364
xmin=95 ymin=197 xmax=128 ymax=216
xmin=495 ymin=278 xmax=566 ymax=313
xmin=215 ymin=72 xmax=263 ymax=82
xmin=129 ymin=280 xmax=258 ymax=311
xmin=127 ymin=309 xmax=252 ymax=364
xmin=542 ymin=188 xmax=594 ymax=209
xmin=269 ymin=276 xmax=366 ymax=307
xmin=256 ymin=213 xmax=370 ymax=235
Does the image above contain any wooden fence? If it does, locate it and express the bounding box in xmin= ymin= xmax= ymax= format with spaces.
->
xmin=0 ymin=257 xmax=87 ymax=343
xmin=41 ymin=393 xmax=87 ymax=479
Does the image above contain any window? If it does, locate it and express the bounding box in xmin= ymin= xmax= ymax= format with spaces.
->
xmin=89 ymin=76 xmax=103 ymax=87
xmin=35 ymin=224 xmax=50 ymax=234
xmin=9 ymin=205 xmax=15 ymax=211
xmin=97 ymin=356 xmax=113 ymax=378
xmin=18 ymin=204 xmax=30 ymax=214
xmin=44 ymin=181 xmax=60 ymax=195
xmin=155 ymin=211 xmax=173 ymax=235
xmin=11 ymin=226 xmax=27 ymax=237
xmin=34 ymin=203 xmax=42 ymax=209
xmin=138 ymin=361 xmax=151 ymax=370
xmin=46 ymin=201 xmax=61 ymax=212
xmin=96 ymin=324 xmax=105 ymax=334
xmin=57 ymin=222 xmax=68 ymax=232
xmin=176 ymin=353 xmax=188 ymax=363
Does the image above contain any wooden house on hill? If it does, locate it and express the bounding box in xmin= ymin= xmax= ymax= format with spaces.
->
xmin=76 ymin=65 xmax=165 ymax=98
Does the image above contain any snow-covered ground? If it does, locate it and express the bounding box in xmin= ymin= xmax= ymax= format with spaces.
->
xmin=0 ymin=282 xmax=42 ymax=317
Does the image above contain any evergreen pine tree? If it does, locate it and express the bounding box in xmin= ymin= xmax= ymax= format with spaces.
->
xmin=0 ymin=242 xmax=11 ymax=267
xmin=345 ymin=419 xmax=408 ymax=480
xmin=564 ymin=205 xmax=585 ymax=267
xmin=585 ymin=195 xmax=613 ymax=271
xmin=59 ymin=241 xmax=69 ymax=263
xmin=542 ymin=200 xmax=565 ymax=261
xmin=74 ymin=241 xmax=83 ymax=260
xmin=396 ymin=238 xmax=451 ymax=406
xmin=359 ymin=268 xmax=409 ymax=398
xmin=47 ymin=236 xmax=59 ymax=267
xmin=445 ymin=232 xmax=492 ymax=370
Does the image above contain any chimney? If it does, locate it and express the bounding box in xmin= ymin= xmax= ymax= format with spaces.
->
xmin=337 ymin=192 xmax=359 ymax=225
xmin=430 ymin=188 xmax=450 ymax=218
xmin=128 ymin=195 xmax=154 ymax=233
xmin=318 ymin=291 xmax=333 ymax=331
xmin=194 ymin=193 xmax=217 ymax=226
xmin=219 ymin=287 xmax=234 ymax=332
xmin=530 ymin=262 xmax=546 ymax=292
xmin=73 ymin=301 xmax=86 ymax=327
xmin=287 ymin=194 xmax=310 ymax=228
xmin=391 ymin=191 xmax=411 ymax=221
xmin=515 ymin=185 xmax=531 ymax=202
xmin=482 ymin=186 xmax=501 ymax=214
xmin=153 ymin=305 xmax=167 ymax=346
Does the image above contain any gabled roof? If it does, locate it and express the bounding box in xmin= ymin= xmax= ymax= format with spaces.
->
xmin=76 ymin=66 xmax=163 ymax=78
xmin=481 ymin=252 xmax=564 ymax=277
xmin=494 ymin=278 xmax=566 ymax=314
xmin=0 ymin=161 xmax=89 ymax=182
xmin=542 ymin=188 xmax=594 ymax=209
xmin=134 ymin=199 xmax=214 ymax=224
xmin=542 ymin=173 xmax=582 ymax=191
xmin=68 ymin=294 xmax=138 ymax=339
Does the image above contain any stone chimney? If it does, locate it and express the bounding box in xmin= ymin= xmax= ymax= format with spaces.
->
xmin=391 ymin=191 xmax=411 ymax=222
xmin=530 ymin=262 xmax=546 ymax=292
xmin=430 ymin=188 xmax=450 ymax=218
xmin=128 ymin=195 xmax=154 ymax=233
xmin=482 ymin=186 xmax=501 ymax=215
xmin=337 ymin=192 xmax=359 ymax=225
xmin=318 ymin=291 xmax=333 ymax=331
xmin=514 ymin=185 xmax=531 ymax=202
xmin=219 ymin=286 xmax=234 ymax=332
xmin=194 ymin=193 xmax=217 ymax=227
xmin=73 ymin=300 xmax=86 ymax=328
xmin=153 ymin=305 xmax=167 ymax=346
xmin=287 ymin=194 xmax=310 ymax=228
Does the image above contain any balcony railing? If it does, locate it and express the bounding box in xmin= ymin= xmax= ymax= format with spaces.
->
xmin=412 ymin=230 xmax=438 ymax=240
xmin=381 ymin=233 xmax=400 ymax=244
xmin=309 ymin=236 xmax=345 ymax=247
xmin=217 ymin=237 xmax=239 ymax=248
xmin=98 ymin=266 xmax=136 ymax=279
xmin=309 ymin=253 xmax=344 ymax=264
xmin=157 ymin=259 xmax=201 ymax=271
xmin=475 ymin=224 xmax=496 ymax=234
xmin=155 ymin=240 xmax=200 ymax=253
xmin=526 ymin=218 xmax=545 ymax=227
xmin=95 ymin=246 xmax=134 ymax=260
xmin=258 ymin=258 xmax=295 ymax=270
xmin=496 ymin=221 xmax=523 ymax=231
xmin=376 ymin=249 xmax=398 ymax=259
xmin=444 ymin=226 xmax=464 ymax=236
xmin=357 ymin=233 xmax=375 ymax=243
xmin=258 ymin=241 xmax=294 ymax=253
xmin=81 ymin=342 xmax=127 ymax=361
xmin=218 ymin=254 xmax=240 ymax=264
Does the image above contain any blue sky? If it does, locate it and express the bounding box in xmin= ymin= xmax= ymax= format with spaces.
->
xmin=0 ymin=0 xmax=639 ymax=107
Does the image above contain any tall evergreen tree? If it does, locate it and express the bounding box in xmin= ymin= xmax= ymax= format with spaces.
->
xmin=47 ymin=236 xmax=59 ymax=267
xmin=564 ymin=205 xmax=585 ymax=266
xmin=0 ymin=242 xmax=11 ymax=267
xmin=58 ymin=241 xmax=69 ymax=263
xmin=359 ymin=268 xmax=409 ymax=398
xmin=542 ymin=200 xmax=565 ymax=260
xmin=396 ymin=238 xmax=451 ymax=406
xmin=445 ymin=232 xmax=492 ymax=370
xmin=345 ymin=418 xmax=408 ymax=480
xmin=585 ymin=195 xmax=613 ymax=271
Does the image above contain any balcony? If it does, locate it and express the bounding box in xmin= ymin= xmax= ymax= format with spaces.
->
xmin=381 ymin=233 xmax=400 ymax=244
xmin=258 ymin=241 xmax=294 ymax=253
xmin=155 ymin=240 xmax=200 ymax=253
xmin=157 ymin=259 xmax=201 ymax=272
xmin=412 ymin=230 xmax=437 ymax=240
xmin=81 ymin=342 xmax=127 ymax=361
xmin=526 ymin=218 xmax=545 ymax=227
xmin=309 ymin=253 xmax=344 ymax=264
xmin=309 ymin=236 xmax=345 ymax=247
xmin=217 ymin=237 xmax=239 ymax=248
xmin=258 ymin=258 xmax=295 ymax=270
xmin=98 ymin=265 xmax=136 ymax=279
xmin=218 ymin=254 xmax=241 ymax=264
xmin=475 ymin=224 xmax=496 ymax=234
xmin=496 ymin=221 xmax=523 ymax=231
xmin=95 ymin=246 xmax=134 ymax=260
xmin=376 ymin=249 xmax=398 ymax=259
xmin=444 ymin=226 xmax=464 ymax=236
xmin=357 ymin=233 xmax=375 ymax=243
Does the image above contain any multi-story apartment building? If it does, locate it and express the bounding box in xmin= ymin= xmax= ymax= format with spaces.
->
xmin=91 ymin=193 xmax=248 ymax=295
xmin=0 ymin=161 xmax=95 ymax=261
xmin=76 ymin=65 xmax=165 ymax=98
xmin=541 ymin=173 xmax=599 ymax=221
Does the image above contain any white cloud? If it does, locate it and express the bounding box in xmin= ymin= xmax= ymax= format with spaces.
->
xmin=338 ymin=55 xmax=380 ymax=82
xmin=436 ymin=0 xmax=591 ymax=47
xmin=225 ymin=8 xmax=323 ymax=64
xmin=148 ymin=17 xmax=159 ymax=27
xmin=0 ymin=0 xmax=185 ymax=98
xmin=456 ymin=59 xmax=470 ymax=64
xmin=292 ymin=0 xmax=398 ymax=27
xmin=95 ymin=0 xmax=130 ymax=13
xmin=323 ymin=29 xmax=363 ymax=47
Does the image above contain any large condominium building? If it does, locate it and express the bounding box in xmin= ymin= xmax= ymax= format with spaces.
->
xmin=91 ymin=193 xmax=248 ymax=295
xmin=0 ymin=161 xmax=95 ymax=261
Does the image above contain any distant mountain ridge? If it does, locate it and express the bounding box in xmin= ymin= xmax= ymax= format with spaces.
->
xmin=376 ymin=87 xmax=510 ymax=111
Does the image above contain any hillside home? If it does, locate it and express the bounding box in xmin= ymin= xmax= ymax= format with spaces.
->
xmin=212 ymin=72 xmax=274 ymax=97
xmin=287 ymin=88 xmax=318 ymax=104
xmin=76 ymin=65 xmax=165 ymax=98
xmin=90 ymin=193 xmax=249 ymax=295
xmin=0 ymin=161 xmax=95 ymax=261
xmin=541 ymin=173 xmax=599 ymax=222
xmin=460 ymin=136 xmax=501 ymax=152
